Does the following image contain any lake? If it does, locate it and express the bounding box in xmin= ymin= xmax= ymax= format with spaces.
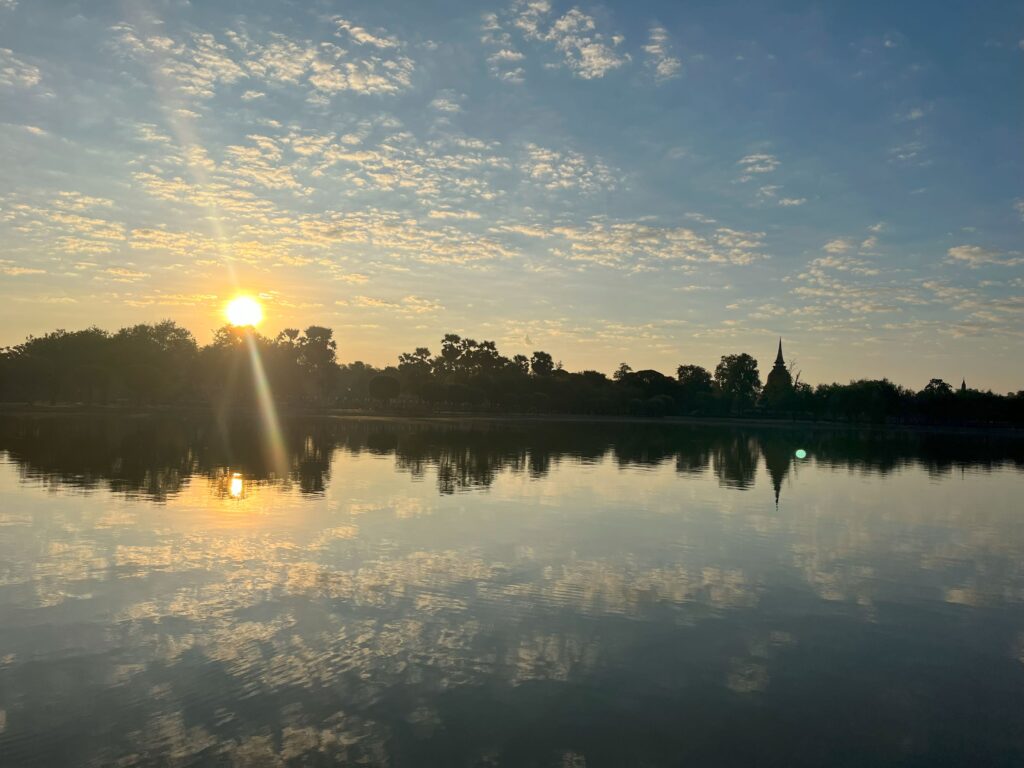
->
xmin=0 ymin=414 xmax=1022 ymax=766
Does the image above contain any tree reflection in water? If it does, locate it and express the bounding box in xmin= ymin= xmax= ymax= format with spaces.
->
xmin=0 ymin=414 xmax=1019 ymax=504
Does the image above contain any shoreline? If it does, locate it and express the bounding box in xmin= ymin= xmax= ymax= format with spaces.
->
xmin=0 ymin=402 xmax=1021 ymax=437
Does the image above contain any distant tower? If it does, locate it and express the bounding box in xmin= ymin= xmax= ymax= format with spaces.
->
xmin=773 ymin=339 xmax=786 ymax=376
xmin=763 ymin=338 xmax=793 ymax=407
xmin=960 ymin=378 xmax=967 ymax=392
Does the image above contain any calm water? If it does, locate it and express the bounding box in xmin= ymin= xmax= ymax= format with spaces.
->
xmin=0 ymin=416 xmax=1023 ymax=767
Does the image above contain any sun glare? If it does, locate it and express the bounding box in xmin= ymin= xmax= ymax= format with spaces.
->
xmin=225 ymin=296 xmax=263 ymax=327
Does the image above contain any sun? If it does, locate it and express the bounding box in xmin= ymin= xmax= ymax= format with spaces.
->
xmin=225 ymin=296 xmax=264 ymax=327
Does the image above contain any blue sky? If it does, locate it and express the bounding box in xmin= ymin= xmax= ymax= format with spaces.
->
xmin=0 ymin=0 xmax=1022 ymax=389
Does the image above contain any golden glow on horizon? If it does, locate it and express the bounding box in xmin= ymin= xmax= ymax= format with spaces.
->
xmin=225 ymin=296 xmax=264 ymax=327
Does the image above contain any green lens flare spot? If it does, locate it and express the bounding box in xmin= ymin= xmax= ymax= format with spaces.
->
xmin=795 ymin=449 xmax=807 ymax=459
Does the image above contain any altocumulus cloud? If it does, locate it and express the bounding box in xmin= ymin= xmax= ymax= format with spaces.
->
xmin=111 ymin=21 xmax=415 ymax=99
xmin=644 ymin=26 xmax=681 ymax=82
xmin=483 ymin=0 xmax=630 ymax=81
xmin=0 ymin=47 xmax=41 ymax=88
xmin=947 ymin=245 xmax=1024 ymax=268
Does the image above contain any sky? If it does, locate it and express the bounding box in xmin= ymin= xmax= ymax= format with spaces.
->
xmin=0 ymin=0 xmax=1022 ymax=391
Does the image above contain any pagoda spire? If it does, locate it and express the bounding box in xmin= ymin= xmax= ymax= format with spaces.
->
xmin=774 ymin=337 xmax=784 ymax=367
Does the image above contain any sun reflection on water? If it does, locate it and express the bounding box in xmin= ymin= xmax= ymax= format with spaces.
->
xmin=229 ymin=472 xmax=243 ymax=499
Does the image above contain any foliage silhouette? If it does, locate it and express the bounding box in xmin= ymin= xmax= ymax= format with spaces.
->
xmin=1 ymin=321 xmax=1022 ymax=426
xmin=368 ymin=374 xmax=401 ymax=405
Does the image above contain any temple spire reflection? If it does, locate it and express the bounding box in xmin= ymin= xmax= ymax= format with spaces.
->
xmin=761 ymin=437 xmax=793 ymax=508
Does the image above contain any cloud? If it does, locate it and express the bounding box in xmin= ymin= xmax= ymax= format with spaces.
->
xmin=488 ymin=2 xmax=630 ymax=81
xmin=333 ymin=273 xmax=369 ymax=284
xmin=481 ymin=13 xmax=527 ymax=82
xmin=810 ymin=255 xmax=878 ymax=275
xmin=223 ymin=134 xmax=306 ymax=191
xmin=111 ymin=25 xmax=245 ymax=98
xmin=889 ymin=141 xmax=928 ymax=165
xmin=0 ymin=48 xmax=41 ymax=88
xmin=684 ymin=212 xmax=716 ymax=224
xmin=346 ymin=295 xmax=443 ymax=314
xmin=295 ymin=124 xmax=511 ymax=203
xmin=947 ymin=245 xmax=1024 ymax=268
xmin=1 ymin=265 xmax=45 ymax=275
xmin=13 ymin=295 xmax=78 ymax=304
xmin=922 ymin=280 xmax=975 ymax=305
xmin=922 ymin=280 xmax=1024 ymax=339
xmin=122 ymin=291 xmax=218 ymax=308
xmin=102 ymin=266 xmax=149 ymax=281
xmin=266 ymin=39 xmax=414 ymax=97
xmin=488 ymin=223 xmax=551 ymax=238
xmin=511 ymin=0 xmax=551 ymax=37
xmin=860 ymin=235 xmax=879 ymax=252
xmin=791 ymin=256 xmax=907 ymax=317
xmin=532 ymin=7 xmax=630 ymax=79
xmin=1015 ymin=200 xmax=1024 ymax=220
xmin=111 ymin=24 xmax=415 ymax=99
xmin=520 ymin=143 xmax=617 ymax=192
xmin=897 ymin=107 xmax=926 ymax=122
xmin=136 ymin=123 xmax=173 ymax=144
xmin=428 ymin=210 xmax=481 ymax=220
xmin=2 ymin=197 xmax=128 ymax=260
xmin=778 ymin=198 xmax=806 ymax=207
xmin=130 ymin=166 xmax=520 ymax=264
xmin=334 ymin=18 xmax=399 ymax=49
xmin=429 ymin=91 xmax=463 ymax=113
xmin=547 ymin=219 xmax=766 ymax=268
xmin=823 ymin=238 xmax=854 ymax=253
xmin=0 ymin=106 xmax=540 ymax=285
xmin=485 ymin=48 xmax=526 ymax=82
xmin=644 ymin=26 xmax=681 ymax=81
xmin=736 ymin=153 xmax=779 ymax=181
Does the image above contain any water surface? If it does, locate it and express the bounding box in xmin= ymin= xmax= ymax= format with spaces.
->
xmin=0 ymin=415 xmax=1022 ymax=766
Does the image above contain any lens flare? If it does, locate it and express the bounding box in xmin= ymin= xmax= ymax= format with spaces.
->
xmin=225 ymin=296 xmax=263 ymax=327
xmin=243 ymin=333 xmax=288 ymax=479
xmin=795 ymin=449 xmax=807 ymax=459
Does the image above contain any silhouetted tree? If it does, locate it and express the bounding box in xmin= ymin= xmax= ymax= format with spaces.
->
xmin=398 ymin=347 xmax=432 ymax=375
xmin=676 ymin=364 xmax=714 ymax=412
xmin=922 ymin=378 xmax=954 ymax=396
xmin=715 ymin=354 xmax=761 ymax=412
xmin=613 ymin=362 xmax=633 ymax=381
xmin=296 ymin=326 xmax=337 ymax=402
xmin=512 ymin=354 xmax=530 ymax=374
xmin=368 ymin=375 xmax=400 ymax=406
xmin=530 ymin=351 xmax=554 ymax=377
xmin=113 ymin=321 xmax=197 ymax=404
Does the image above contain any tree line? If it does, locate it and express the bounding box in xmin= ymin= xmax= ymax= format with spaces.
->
xmin=1 ymin=321 xmax=1022 ymax=426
